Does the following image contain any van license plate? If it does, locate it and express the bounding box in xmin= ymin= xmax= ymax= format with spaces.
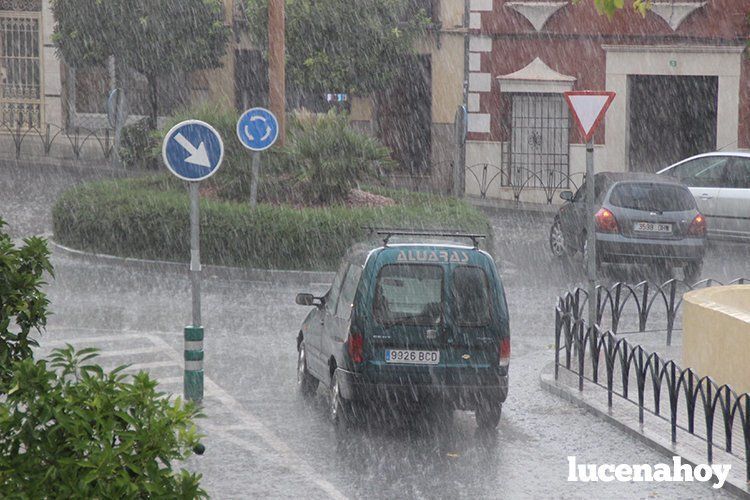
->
xmin=385 ymin=349 xmax=440 ymax=365
xmin=634 ymin=222 xmax=672 ymax=233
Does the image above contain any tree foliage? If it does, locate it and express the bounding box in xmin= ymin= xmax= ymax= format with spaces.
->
xmin=0 ymin=346 xmax=206 ymax=498
xmin=575 ymin=0 xmax=651 ymax=17
xmin=243 ymin=0 xmax=431 ymax=95
xmin=0 ymin=218 xmax=52 ymax=387
xmin=51 ymin=0 xmax=230 ymax=128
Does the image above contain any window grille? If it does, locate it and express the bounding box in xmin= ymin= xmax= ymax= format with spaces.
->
xmin=509 ymin=93 xmax=569 ymax=188
xmin=0 ymin=6 xmax=42 ymax=128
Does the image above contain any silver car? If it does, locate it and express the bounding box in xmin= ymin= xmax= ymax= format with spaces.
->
xmin=550 ymin=173 xmax=706 ymax=282
xmin=657 ymin=152 xmax=750 ymax=242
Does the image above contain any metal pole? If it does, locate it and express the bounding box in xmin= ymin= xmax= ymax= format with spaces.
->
xmin=269 ymin=0 xmax=286 ymax=146
xmin=185 ymin=182 xmax=204 ymax=403
xmin=586 ymin=139 xmax=597 ymax=329
xmin=250 ymin=152 xmax=260 ymax=208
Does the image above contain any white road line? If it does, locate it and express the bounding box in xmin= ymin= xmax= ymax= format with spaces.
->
xmin=43 ymin=325 xmax=183 ymax=336
xmin=206 ymin=426 xmax=348 ymax=500
xmin=146 ymin=335 xmax=348 ymax=500
xmin=40 ymin=333 xmax=151 ymax=348
xmin=125 ymin=360 xmax=181 ymax=372
xmin=94 ymin=346 xmax=171 ymax=358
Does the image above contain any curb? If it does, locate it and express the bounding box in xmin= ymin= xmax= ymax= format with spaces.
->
xmin=540 ymin=362 xmax=750 ymax=498
xmin=465 ymin=195 xmax=558 ymax=216
xmin=50 ymin=241 xmax=336 ymax=285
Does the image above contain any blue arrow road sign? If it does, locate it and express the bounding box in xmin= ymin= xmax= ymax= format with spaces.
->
xmin=236 ymin=107 xmax=279 ymax=152
xmin=162 ymin=120 xmax=224 ymax=182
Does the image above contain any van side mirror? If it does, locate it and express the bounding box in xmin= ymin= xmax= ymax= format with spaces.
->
xmin=296 ymin=293 xmax=323 ymax=308
xmin=560 ymin=190 xmax=574 ymax=201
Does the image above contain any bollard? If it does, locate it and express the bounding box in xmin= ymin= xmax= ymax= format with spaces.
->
xmin=184 ymin=326 xmax=204 ymax=403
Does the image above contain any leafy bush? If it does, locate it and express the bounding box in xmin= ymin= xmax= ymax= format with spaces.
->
xmin=0 ymin=218 xmax=52 ymax=386
xmin=119 ymin=118 xmax=160 ymax=170
xmin=0 ymin=346 xmax=205 ymax=498
xmin=52 ymin=177 xmax=494 ymax=270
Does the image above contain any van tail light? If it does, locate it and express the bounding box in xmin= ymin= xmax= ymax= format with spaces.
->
xmin=595 ymin=208 xmax=619 ymax=233
xmin=687 ymin=214 xmax=706 ymax=237
xmin=347 ymin=330 xmax=364 ymax=364
xmin=499 ymin=337 xmax=511 ymax=367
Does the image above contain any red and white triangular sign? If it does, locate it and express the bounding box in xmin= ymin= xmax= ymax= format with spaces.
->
xmin=563 ymin=91 xmax=616 ymax=142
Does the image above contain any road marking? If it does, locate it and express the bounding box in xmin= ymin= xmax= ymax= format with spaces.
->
xmin=126 ymin=360 xmax=181 ymax=372
xmin=206 ymin=426 xmax=347 ymax=500
xmin=40 ymin=332 xmax=151 ymax=348
xmin=35 ymin=329 xmax=348 ymax=499
xmin=145 ymin=335 xmax=349 ymax=500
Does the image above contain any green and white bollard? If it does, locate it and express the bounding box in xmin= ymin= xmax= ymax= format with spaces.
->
xmin=184 ymin=325 xmax=204 ymax=403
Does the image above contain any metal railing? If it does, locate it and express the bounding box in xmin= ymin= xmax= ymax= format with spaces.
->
xmin=0 ymin=121 xmax=115 ymax=162
xmin=560 ymin=278 xmax=749 ymax=346
xmin=465 ymin=163 xmax=584 ymax=204
xmin=554 ymin=279 xmax=750 ymax=482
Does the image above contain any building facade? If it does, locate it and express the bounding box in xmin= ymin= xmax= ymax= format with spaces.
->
xmin=464 ymin=0 xmax=750 ymax=202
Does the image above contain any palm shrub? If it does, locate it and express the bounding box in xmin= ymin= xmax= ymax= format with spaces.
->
xmin=281 ymin=110 xmax=395 ymax=204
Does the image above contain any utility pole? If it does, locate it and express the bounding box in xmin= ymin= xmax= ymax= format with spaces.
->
xmin=268 ymin=0 xmax=285 ymax=146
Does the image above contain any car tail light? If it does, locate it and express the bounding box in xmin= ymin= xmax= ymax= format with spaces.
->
xmin=687 ymin=214 xmax=706 ymax=237
xmin=499 ymin=338 xmax=510 ymax=367
xmin=595 ymin=208 xmax=619 ymax=233
xmin=347 ymin=331 xmax=364 ymax=364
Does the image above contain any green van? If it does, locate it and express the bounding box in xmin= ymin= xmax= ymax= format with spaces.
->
xmin=295 ymin=230 xmax=510 ymax=429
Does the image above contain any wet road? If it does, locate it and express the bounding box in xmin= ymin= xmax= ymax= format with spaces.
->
xmin=3 ymin=163 xmax=748 ymax=498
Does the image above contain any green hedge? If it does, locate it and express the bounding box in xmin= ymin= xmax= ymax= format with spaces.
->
xmin=52 ymin=177 xmax=494 ymax=270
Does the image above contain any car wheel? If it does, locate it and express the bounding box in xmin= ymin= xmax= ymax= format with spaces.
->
xmin=329 ymin=371 xmax=351 ymax=428
xmin=684 ymin=261 xmax=703 ymax=285
xmin=549 ymin=218 xmax=567 ymax=258
xmin=297 ymin=341 xmax=318 ymax=399
xmin=476 ymin=402 xmax=502 ymax=430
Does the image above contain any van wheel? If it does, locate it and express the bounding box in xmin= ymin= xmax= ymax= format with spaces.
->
xmin=476 ymin=402 xmax=502 ymax=430
xmin=297 ymin=341 xmax=318 ymax=399
xmin=329 ymin=371 xmax=352 ymax=428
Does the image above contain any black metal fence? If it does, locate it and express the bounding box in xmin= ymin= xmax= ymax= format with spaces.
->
xmin=465 ymin=163 xmax=584 ymax=204
xmin=0 ymin=121 xmax=115 ymax=162
xmin=561 ymin=278 xmax=749 ymax=346
xmin=555 ymin=279 xmax=750 ymax=482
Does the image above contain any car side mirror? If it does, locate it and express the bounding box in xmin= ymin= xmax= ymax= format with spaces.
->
xmin=560 ymin=190 xmax=574 ymax=201
xmin=296 ymin=293 xmax=315 ymax=306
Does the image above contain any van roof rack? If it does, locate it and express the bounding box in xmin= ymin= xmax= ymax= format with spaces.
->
xmin=365 ymin=228 xmax=487 ymax=249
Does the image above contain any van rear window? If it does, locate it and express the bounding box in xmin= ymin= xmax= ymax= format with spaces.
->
xmin=374 ymin=265 xmax=443 ymax=326
xmin=453 ymin=266 xmax=491 ymax=326
xmin=609 ymin=183 xmax=696 ymax=212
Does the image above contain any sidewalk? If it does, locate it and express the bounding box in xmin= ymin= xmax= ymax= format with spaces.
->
xmin=540 ymin=361 xmax=750 ymax=498
xmin=465 ymin=194 xmax=558 ymax=216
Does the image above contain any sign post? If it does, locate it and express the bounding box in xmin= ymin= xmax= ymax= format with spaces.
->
xmin=236 ymin=107 xmax=280 ymax=207
xmin=162 ymin=120 xmax=224 ymax=403
xmin=106 ymin=88 xmax=128 ymax=167
xmin=563 ymin=91 xmax=616 ymax=331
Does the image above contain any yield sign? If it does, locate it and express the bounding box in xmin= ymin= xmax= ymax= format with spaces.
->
xmin=563 ymin=91 xmax=616 ymax=142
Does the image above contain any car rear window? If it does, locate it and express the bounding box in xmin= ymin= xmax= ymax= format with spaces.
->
xmin=374 ymin=265 xmax=443 ymax=326
xmin=453 ymin=266 xmax=492 ymax=326
xmin=609 ymin=183 xmax=696 ymax=212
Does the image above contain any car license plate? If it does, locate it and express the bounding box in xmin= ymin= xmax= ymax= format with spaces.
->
xmin=634 ymin=222 xmax=672 ymax=233
xmin=385 ymin=349 xmax=440 ymax=365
